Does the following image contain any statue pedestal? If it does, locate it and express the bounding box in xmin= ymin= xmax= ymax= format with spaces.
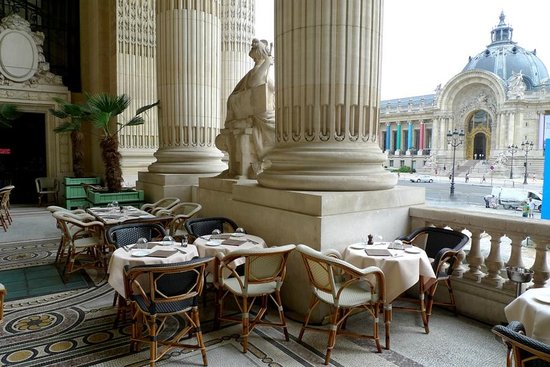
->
xmin=197 ymin=177 xmax=425 ymax=322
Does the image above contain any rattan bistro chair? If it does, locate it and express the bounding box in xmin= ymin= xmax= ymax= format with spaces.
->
xmin=296 ymin=244 xmax=389 ymax=365
xmin=125 ymin=257 xmax=212 ymax=367
xmin=140 ymin=197 xmax=180 ymax=215
xmin=52 ymin=211 xmax=106 ymax=281
xmin=215 ymin=244 xmax=296 ymax=353
xmin=35 ymin=177 xmax=59 ymax=206
xmin=155 ymin=202 xmax=202 ymax=239
xmin=397 ymin=226 xmax=469 ymax=321
xmin=492 ymin=321 xmax=550 ymax=367
xmin=184 ymin=216 xmax=238 ymax=242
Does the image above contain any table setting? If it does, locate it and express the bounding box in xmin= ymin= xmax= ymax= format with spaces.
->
xmin=107 ymin=237 xmax=199 ymax=298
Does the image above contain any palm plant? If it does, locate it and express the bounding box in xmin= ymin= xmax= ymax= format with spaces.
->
xmin=50 ymin=98 xmax=91 ymax=178
xmin=86 ymin=93 xmax=159 ymax=192
xmin=0 ymin=104 xmax=19 ymax=128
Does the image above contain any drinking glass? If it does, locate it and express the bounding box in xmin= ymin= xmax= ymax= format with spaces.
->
xmin=136 ymin=237 xmax=148 ymax=250
xmin=181 ymin=235 xmax=188 ymax=247
xmin=162 ymin=235 xmax=175 ymax=246
xmin=212 ymin=229 xmax=221 ymax=236
xmin=235 ymin=227 xmax=246 ymax=234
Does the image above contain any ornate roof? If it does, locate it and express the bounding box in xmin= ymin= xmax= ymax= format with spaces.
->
xmin=462 ymin=12 xmax=549 ymax=90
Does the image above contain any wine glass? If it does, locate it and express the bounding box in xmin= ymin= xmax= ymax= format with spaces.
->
xmin=181 ymin=234 xmax=188 ymax=247
xmin=212 ymin=229 xmax=221 ymax=236
xmin=162 ymin=235 xmax=175 ymax=246
xmin=235 ymin=227 xmax=246 ymax=237
xmin=374 ymin=234 xmax=384 ymax=245
xmin=136 ymin=237 xmax=148 ymax=250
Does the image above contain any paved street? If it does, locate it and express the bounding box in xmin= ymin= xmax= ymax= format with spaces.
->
xmin=398 ymin=173 xmax=544 ymax=219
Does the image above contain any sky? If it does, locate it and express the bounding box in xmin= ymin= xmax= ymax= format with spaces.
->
xmin=255 ymin=0 xmax=550 ymax=101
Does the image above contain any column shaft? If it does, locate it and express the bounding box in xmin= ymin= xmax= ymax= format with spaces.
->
xmin=149 ymin=0 xmax=226 ymax=174
xmin=257 ymin=0 xmax=395 ymax=190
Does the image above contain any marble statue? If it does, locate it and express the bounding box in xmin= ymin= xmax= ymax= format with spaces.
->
xmin=216 ymin=38 xmax=275 ymax=179
xmin=507 ymin=71 xmax=526 ymax=99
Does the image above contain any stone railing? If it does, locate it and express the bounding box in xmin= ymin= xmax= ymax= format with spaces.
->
xmin=408 ymin=206 xmax=550 ymax=324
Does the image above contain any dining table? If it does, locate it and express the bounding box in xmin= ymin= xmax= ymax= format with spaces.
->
xmin=342 ymin=242 xmax=436 ymax=304
xmin=86 ymin=206 xmax=157 ymax=226
xmin=107 ymin=241 xmax=199 ymax=298
xmin=504 ymin=287 xmax=550 ymax=345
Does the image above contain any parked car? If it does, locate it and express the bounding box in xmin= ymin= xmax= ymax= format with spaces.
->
xmin=409 ymin=175 xmax=434 ymax=183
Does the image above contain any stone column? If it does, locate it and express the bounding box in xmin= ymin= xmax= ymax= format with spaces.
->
xmin=419 ymin=120 xmax=425 ymax=152
xmin=139 ymin=0 xmax=227 ymax=200
xmin=220 ymin=0 xmax=256 ymax=123
xmin=407 ymin=121 xmax=413 ymax=152
xmin=257 ymin=0 xmax=395 ymax=191
xmin=538 ymin=111 xmax=544 ymax=149
xmin=385 ymin=123 xmax=391 ymax=153
xmin=396 ymin=122 xmax=402 ymax=155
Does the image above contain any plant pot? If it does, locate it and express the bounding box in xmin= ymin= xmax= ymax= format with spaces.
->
xmin=86 ymin=188 xmax=145 ymax=207
xmin=64 ymin=177 xmax=101 ymax=209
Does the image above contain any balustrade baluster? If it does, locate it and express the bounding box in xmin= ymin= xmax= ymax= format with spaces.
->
xmin=483 ymin=231 xmax=505 ymax=288
xmin=529 ymin=236 xmax=550 ymax=288
xmin=464 ymin=229 xmax=485 ymax=282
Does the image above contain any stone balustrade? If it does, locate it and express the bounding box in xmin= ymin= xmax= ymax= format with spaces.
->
xmin=408 ymin=206 xmax=550 ymax=324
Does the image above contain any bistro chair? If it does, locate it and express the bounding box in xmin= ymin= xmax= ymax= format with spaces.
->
xmin=125 ymin=257 xmax=212 ymax=367
xmin=214 ymin=244 xmax=296 ymax=353
xmin=397 ymin=226 xmax=469 ymax=322
xmin=154 ymin=202 xmax=202 ymax=239
xmin=47 ymin=206 xmax=96 ymax=263
xmin=184 ymin=216 xmax=238 ymax=242
xmin=296 ymin=244 xmax=389 ymax=365
xmin=0 ymin=185 xmax=14 ymax=231
xmin=140 ymin=197 xmax=180 ymax=215
xmin=492 ymin=321 xmax=550 ymax=367
xmin=35 ymin=177 xmax=59 ymax=206
xmin=52 ymin=211 xmax=106 ymax=281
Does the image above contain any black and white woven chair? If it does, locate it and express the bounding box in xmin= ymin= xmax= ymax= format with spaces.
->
xmin=492 ymin=321 xmax=550 ymax=367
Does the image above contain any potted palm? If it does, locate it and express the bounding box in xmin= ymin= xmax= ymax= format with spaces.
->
xmin=86 ymin=93 xmax=159 ymax=193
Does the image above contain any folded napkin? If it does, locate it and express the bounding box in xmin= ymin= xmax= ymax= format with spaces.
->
xmin=365 ymin=248 xmax=392 ymax=257
xmin=210 ymin=234 xmax=230 ymax=240
xmin=147 ymin=250 xmax=177 ymax=258
xmin=222 ymin=239 xmax=247 ymax=246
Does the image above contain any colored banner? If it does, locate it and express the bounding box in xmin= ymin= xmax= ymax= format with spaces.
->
xmin=542 ymin=138 xmax=549 ymax=220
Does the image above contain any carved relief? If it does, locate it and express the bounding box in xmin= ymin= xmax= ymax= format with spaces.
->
xmin=0 ymin=14 xmax=62 ymax=86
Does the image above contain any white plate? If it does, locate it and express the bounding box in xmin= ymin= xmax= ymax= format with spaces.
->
xmin=131 ymin=249 xmax=151 ymax=257
xmin=206 ymin=240 xmax=222 ymax=247
xmin=404 ymin=247 xmax=421 ymax=254
xmin=231 ymin=232 xmax=246 ymax=237
xmin=534 ymin=294 xmax=550 ymax=304
xmin=349 ymin=244 xmax=368 ymax=250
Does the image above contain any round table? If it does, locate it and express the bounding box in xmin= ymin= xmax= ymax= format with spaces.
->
xmin=107 ymin=243 xmax=199 ymax=298
xmin=505 ymin=288 xmax=550 ymax=344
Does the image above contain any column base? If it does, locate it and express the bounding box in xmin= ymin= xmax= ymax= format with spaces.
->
xmin=258 ymin=142 xmax=397 ymax=191
xmin=147 ymin=147 xmax=227 ymax=174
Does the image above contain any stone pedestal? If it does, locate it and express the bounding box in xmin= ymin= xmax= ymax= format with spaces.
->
xmin=197 ymin=177 xmax=425 ymax=321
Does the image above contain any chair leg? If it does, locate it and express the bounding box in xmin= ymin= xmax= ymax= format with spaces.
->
xmin=324 ymin=306 xmax=340 ymax=365
xmin=419 ymin=281 xmax=429 ymax=334
xmin=274 ymin=290 xmax=289 ymax=341
xmin=299 ymin=297 xmax=319 ymax=341
xmin=384 ymin=303 xmax=392 ymax=350
xmin=149 ymin=315 xmax=158 ymax=367
xmin=241 ymin=296 xmax=249 ymax=353
xmin=192 ymin=308 xmax=208 ymax=366
xmin=446 ymin=278 xmax=457 ymax=315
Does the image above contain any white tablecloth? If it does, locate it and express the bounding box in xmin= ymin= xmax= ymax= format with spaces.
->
xmin=107 ymin=243 xmax=199 ymax=297
xmin=505 ymin=288 xmax=550 ymax=344
xmin=342 ymin=243 xmax=436 ymax=302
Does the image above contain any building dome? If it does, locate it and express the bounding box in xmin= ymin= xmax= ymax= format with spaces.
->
xmin=462 ymin=12 xmax=549 ymax=90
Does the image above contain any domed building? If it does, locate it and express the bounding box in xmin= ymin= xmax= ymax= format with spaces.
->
xmin=380 ymin=12 xmax=549 ymax=180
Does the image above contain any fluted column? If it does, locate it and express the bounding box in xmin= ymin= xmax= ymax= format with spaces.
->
xmin=257 ymin=0 xmax=395 ymax=191
xmin=220 ymin=0 xmax=255 ymax=123
xmin=149 ymin=0 xmax=226 ymax=174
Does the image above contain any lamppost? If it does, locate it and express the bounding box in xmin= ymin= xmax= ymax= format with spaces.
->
xmin=447 ymin=128 xmax=464 ymax=196
xmin=507 ymin=144 xmax=518 ymax=179
xmin=521 ymin=139 xmax=534 ymax=184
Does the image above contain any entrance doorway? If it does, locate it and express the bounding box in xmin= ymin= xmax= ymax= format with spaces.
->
xmin=0 ymin=113 xmax=46 ymax=204
xmin=473 ymin=133 xmax=486 ymax=160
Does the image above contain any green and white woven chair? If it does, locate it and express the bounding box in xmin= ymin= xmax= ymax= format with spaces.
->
xmin=296 ymin=244 xmax=390 ymax=365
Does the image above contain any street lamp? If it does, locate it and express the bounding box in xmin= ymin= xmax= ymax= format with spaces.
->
xmin=521 ymin=139 xmax=534 ymax=184
xmin=507 ymin=144 xmax=518 ymax=179
xmin=447 ymin=128 xmax=464 ymax=196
